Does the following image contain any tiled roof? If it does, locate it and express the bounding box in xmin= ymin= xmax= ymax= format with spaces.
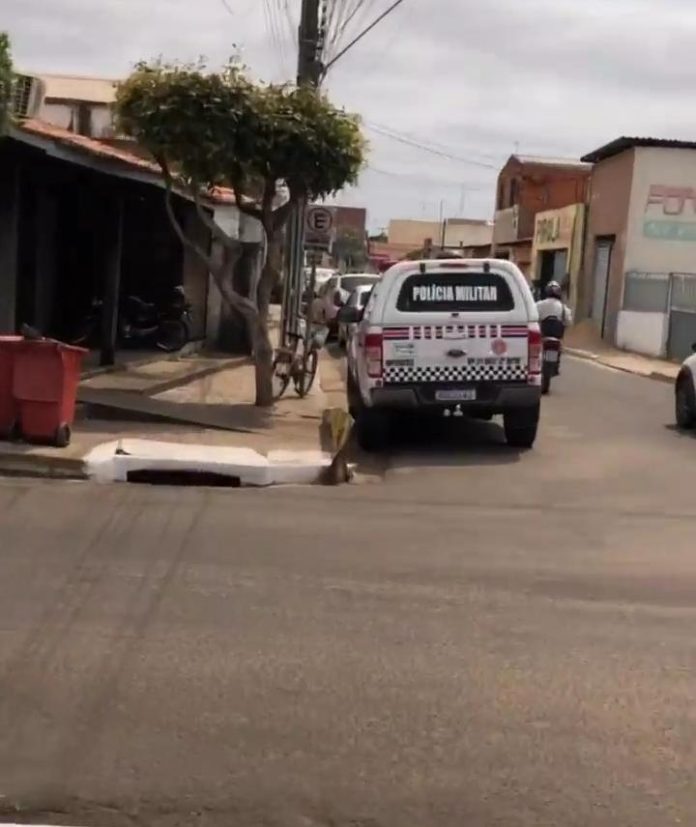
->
xmin=582 ymin=136 xmax=696 ymax=163
xmin=18 ymin=118 xmax=160 ymax=173
xmin=14 ymin=120 xmax=236 ymax=205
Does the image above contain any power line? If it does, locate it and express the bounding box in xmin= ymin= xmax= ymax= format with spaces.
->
xmin=324 ymin=0 xmax=407 ymax=72
xmin=262 ymin=0 xmax=292 ymax=79
xmin=366 ymin=123 xmax=499 ymax=170
xmin=366 ymin=119 xmax=505 ymax=164
xmin=366 ymin=165 xmax=492 ymax=190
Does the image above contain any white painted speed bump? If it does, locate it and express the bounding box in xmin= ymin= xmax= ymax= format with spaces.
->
xmin=84 ymin=439 xmax=332 ymax=486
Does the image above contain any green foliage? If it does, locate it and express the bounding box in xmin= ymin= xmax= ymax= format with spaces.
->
xmin=0 ymin=32 xmax=13 ymax=133
xmin=115 ymin=59 xmax=365 ymax=224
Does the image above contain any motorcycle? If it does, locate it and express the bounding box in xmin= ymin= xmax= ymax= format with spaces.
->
xmin=71 ymin=287 xmax=192 ymax=352
xmin=540 ymin=316 xmax=565 ymax=395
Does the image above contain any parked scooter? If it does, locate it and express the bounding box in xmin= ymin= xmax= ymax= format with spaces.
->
xmin=540 ymin=315 xmax=564 ymax=395
xmin=71 ymin=287 xmax=192 ymax=352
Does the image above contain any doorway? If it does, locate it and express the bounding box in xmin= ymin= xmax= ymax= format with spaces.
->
xmin=591 ymin=237 xmax=614 ymax=337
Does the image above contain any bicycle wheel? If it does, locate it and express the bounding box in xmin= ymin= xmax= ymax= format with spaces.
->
xmin=272 ymin=352 xmax=292 ymax=399
xmin=294 ymin=348 xmax=318 ymax=398
xmin=156 ymin=319 xmax=188 ymax=352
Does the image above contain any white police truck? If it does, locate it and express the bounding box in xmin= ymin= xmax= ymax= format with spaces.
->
xmin=338 ymin=258 xmax=542 ymax=451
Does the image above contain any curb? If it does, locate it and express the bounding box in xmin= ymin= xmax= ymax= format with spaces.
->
xmin=0 ymin=451 xmax=87 ymax=480
xmin=566 ymin=347 xmax=676 ymax=385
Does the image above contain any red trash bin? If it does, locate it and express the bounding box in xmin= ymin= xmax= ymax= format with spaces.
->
xmin=0 ymin=336 xmax=22 ymax=439
xmin=13 ymin=339 xmax=87 ymax=447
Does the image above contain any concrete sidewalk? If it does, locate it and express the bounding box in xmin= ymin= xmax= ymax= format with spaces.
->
xmin=0 ymin=355 xmax=333 ymax=481
xmin=565 ymin=321 xmax=680 ymax=384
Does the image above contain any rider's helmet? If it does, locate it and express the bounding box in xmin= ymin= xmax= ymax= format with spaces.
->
xmin=545 ymin=280 xmax=563 ymax=299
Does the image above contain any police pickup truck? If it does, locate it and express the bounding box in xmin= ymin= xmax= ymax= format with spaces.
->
xmin=337 ymin=258 xmax=542 ymax=451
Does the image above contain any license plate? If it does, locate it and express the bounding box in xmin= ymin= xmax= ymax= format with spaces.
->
xmin=435 ymin=389 xmax=477 ymax=402
xmin=544 ymin=350 xmax=559 ymax=363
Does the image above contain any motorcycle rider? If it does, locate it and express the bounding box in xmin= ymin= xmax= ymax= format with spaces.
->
xmin=536 ymin=280 xmax=573 ymax=338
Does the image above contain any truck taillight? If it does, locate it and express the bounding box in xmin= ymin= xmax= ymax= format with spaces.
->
xmin=528 ymin=326 xmax=542 ymax=378
xmin=365 ymin=332 xmax=383 ymax=378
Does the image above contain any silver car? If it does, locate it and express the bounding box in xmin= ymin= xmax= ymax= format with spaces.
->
xmin=337 ymin=284 xmax=375 ymax=349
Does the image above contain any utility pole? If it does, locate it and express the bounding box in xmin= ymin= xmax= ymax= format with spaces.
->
xmin=297 ymin=0 xmax=322 ymax=87
xmin=281 ymin=0 xmax=324 ymax=349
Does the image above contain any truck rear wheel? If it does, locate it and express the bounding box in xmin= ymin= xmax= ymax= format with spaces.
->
xmin=503 ymin=404 xmax=540 ymax=449
xmin=356 ymin=410 xmax=390 ymax=452
xmin=346 ymin=370 xmax=361 ymax=419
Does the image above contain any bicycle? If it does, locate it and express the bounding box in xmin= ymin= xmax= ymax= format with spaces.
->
xmin=272 ymin=323 xmax=326 ymax=400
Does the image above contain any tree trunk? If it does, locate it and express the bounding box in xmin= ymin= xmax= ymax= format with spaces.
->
xmin=253 ymin=313 xmax=274 ymax=406
xmin=253 ymin=232 xmax=283 ymax=407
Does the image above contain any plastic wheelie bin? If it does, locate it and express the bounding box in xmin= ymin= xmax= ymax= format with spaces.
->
xmin=0 ymin=336 xmax=22 ymax=439
xmin=13 ymin=339 xmax=87 ymax=447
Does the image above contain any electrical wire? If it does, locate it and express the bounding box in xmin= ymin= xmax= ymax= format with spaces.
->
xmin=367 ymin=165 xmax=492 ymax=190
xmin=366 ymin=123 xmax=499 ymax=170
xmin=262 ymin=0 xmax=292 ymax=79
xmin=366 ymin=120 xmax=505 ymax=164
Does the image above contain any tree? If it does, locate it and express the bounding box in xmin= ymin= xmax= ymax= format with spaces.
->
xmin=116 ymin=60 xmax=365 ymax=406
xmin=0 ymin=33 xmax=13 ymax=134
xmin=332 ymin=228 xmax=368 ymax=271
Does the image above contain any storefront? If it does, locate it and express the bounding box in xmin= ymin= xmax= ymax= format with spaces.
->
xmin=530 ymin=203 xmax=585 ymax=309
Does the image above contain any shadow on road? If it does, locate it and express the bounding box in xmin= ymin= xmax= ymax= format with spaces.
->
xmin=352 ymin=415 xmax=522 ymax=476
xmin=664 ymin=423 xmax=696 ymax=441
xmin=387 ymin=415 xmax=522 ymax=468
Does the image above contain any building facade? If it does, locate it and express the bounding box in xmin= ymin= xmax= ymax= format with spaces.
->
xmin=387 ymin=217 xmax=492 ymax=258
xmin=581 ymin=137 xmax=696 ymax=359
xmin=492 ymin=155 xmax=591 ymax=278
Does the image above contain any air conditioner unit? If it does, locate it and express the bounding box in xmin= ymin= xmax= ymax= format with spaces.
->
xmin=11 ymin=74 xmax=45 ymax=119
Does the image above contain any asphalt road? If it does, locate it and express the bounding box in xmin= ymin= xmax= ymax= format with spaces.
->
xmin=2 ymin=358 xmax=696 ymax=827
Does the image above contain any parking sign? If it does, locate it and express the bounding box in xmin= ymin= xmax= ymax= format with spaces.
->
xmin=305 ymin=206 xmax=334 ymax=249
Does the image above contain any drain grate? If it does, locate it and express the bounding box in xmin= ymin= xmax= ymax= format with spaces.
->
xmin=126 ymin=469 xmax=242 ymax=487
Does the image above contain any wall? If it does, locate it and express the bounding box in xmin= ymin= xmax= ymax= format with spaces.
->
xmin=206 ymin=208 xmax=264 ymax=349
xmin=616 ymin=310 xmax=668 ymax=357
xmin=332 ymin=206 xmax=367 ymax=235
xmin=388 ymin=219 xmax=441 ymax=247
xmin=582 ymin=149 xmax=635 ymax=337
xmin=495 ymin=157 xmax=591 ymax=226
xmin=444 ymin=220 xmax=493 ymax=249
xmin=492 ymin=206 xmax=520 ymax=246
xmin=625 ymin=147 xmax=696 ymax=274
xmin=39 ymin=101 xmax=113 ymax=137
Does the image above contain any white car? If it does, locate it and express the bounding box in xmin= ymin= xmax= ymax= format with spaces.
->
xmin=675 ymin=347 xmax=696 ymax=428
xmin=337 ymin=284 xmax=375 ymax=348
xmin=338 ymin=258 xmax=542 ymax=451
xmin=312 ymin=273 xmax=381 ymax=334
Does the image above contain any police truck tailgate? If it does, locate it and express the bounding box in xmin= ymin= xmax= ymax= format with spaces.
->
xmin=381 ymin=266 xmax=529 ymax=385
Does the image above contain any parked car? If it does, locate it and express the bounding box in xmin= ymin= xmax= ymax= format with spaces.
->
xmin=338 ymin=258 xmax=542 ymax=451
xmin=312 ymin=274 xmax=381 ymax=335
xmin=337 ymin=284 xmax=375 ymax=348
xmin=675 ymin=345 xmax=696 ymax=428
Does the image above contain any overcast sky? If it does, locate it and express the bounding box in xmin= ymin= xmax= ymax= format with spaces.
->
xmin=5 ymin=0 xmax=696 ymax=230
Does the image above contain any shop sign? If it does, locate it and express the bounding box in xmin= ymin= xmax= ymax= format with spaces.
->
xmin=534 ymin=206 xmax=576 ymax=249
xmin=644 ymin=184 xmax=696 ymax=242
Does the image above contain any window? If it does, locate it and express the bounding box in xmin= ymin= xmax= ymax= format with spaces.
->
xmin=510 ymin=178 xmax=518 ymax=206
xmin=396 ymin=271 xmax=515 ymax=313
xmin=497 ymin=180 xmax=505 ymax=210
